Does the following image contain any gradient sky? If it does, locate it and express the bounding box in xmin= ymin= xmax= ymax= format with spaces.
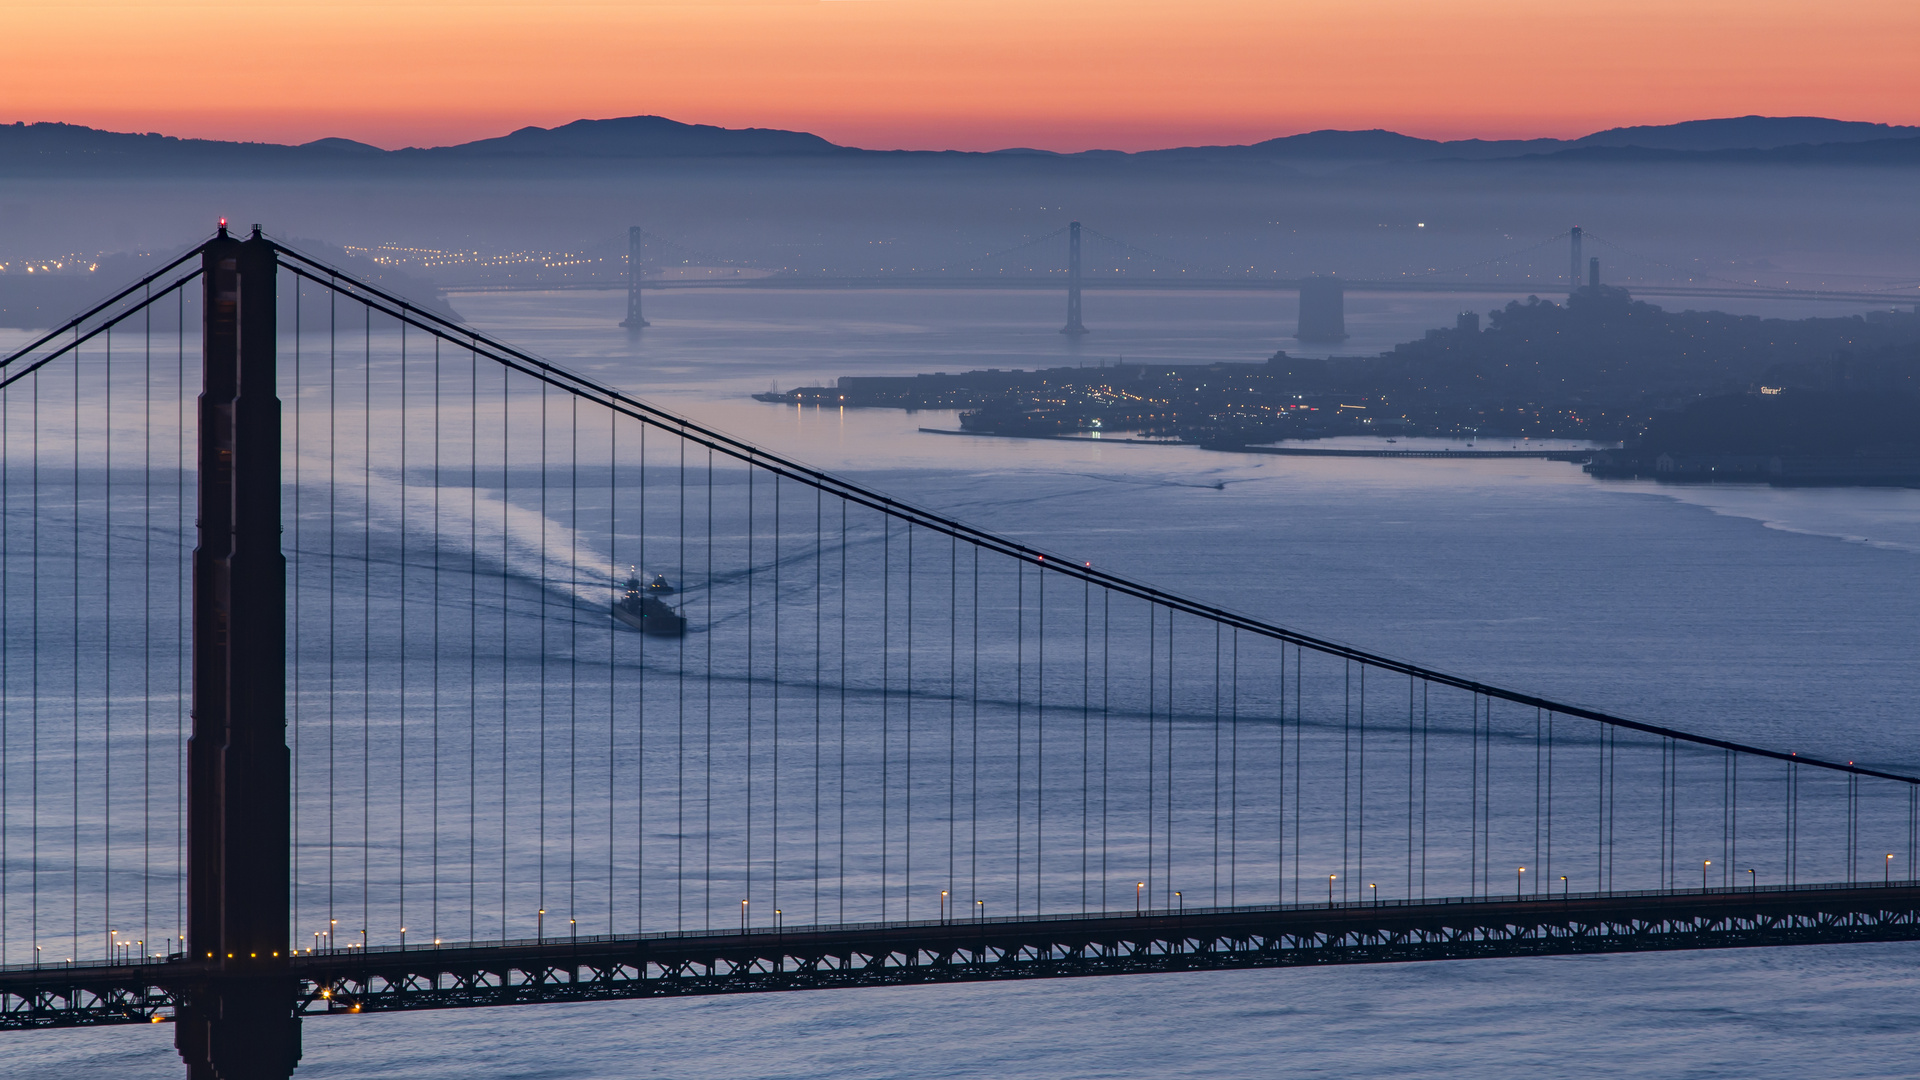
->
xmin=5 ymin=0 xmax=1918 ymax=151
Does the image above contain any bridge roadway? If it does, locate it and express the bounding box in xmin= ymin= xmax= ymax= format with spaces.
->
xmin=449 ymin=276 xmax=1914 ymax=306
xmin=5 ymin=882 xmax=1917 ymax=1029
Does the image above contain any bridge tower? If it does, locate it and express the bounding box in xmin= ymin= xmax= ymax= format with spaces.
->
xmin=1060 ymin=220 xmax=1088 ymax=336
xmin=1569 ymin=226 xmax=1583 ymax=295
xmin=621 ymin=225 xmax=649 ymax=328
xmin=175 ymin=224 xmax=299 ymax=1080
xmin=1296 ymin=277 xmax=1348 ymax=342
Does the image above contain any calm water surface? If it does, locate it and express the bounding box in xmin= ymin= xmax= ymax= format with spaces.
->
xmin=4 ymin=288 xmax=1917 ymax=1078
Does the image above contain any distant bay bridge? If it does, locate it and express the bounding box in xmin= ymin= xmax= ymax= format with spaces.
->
xmin=0 ymin=224 xmax=1914 ymax=1078
xmin=413 ymin=223 xmax=1920 ymax=344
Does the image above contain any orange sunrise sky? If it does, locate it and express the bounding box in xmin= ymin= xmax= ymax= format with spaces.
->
xmin=4 ymin=0 xmax=1918 ymax=151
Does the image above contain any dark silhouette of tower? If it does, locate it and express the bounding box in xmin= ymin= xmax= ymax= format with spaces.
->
xmin=1296 ymin=277 xmax=1347 ymax=342
xmin=1569 ymin=226 xmax=1583 ymax=295
xmin=175 ymin=223 xmax=300 ymax=1080
xmin=1061 ymin=220 xmax=1088 ymax=336
xmin=621 ymin=226 xmax=649 ymax=328
xmin=1589 ymin=256 xmax=1600 ymax=288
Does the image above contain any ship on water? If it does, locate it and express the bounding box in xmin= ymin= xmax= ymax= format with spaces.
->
xmin=612 ymin=570 xmax=687 ymax=637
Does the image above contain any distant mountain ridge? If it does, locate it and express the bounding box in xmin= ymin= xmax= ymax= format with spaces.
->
xmin=3 ymin=114 xmax=1918 ymax=171
xmin=414 ymin=115 xmax=842 ymax=158
xmin=1139 ymin=116 xmax=1920 ymax=162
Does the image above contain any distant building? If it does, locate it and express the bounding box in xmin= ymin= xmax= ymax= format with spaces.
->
xmin=1296 ymin=278 xmax=1347 ymax=342
xmin=1456 ymin=311 xmax=1480 ymax=334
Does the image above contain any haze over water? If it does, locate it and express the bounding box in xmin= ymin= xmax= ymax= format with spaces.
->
xmin=4 ymin=287 xmax=1918 ymax=1078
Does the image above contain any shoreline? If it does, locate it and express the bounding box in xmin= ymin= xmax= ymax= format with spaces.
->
xmin=916 ymin=427 xmax=1595 ymax=460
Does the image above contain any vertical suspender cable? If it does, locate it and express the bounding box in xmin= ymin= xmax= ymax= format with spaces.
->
xmin=1407 ymin=676 xmax=1415 ymax=900
xmin=3 ymin=302 xmax=11 ymax=962
xmin=73 ymin=325 xmax=82 ymax=958
xmin=1229 ymin=628 xmax=1238 ymax=906
xmin=773 ymin=475 xmax=782 ymax=919
xmin=746 ymin=463 xmax=755 ymax=920
xmin=491 ymin=361 xmax=499 ymax=933
xmin=289 ymin=284 xmax=300 ymax=948
xmin=1101 ymin=590 xmax=1109 ymax=912
xmin=467 ymin=342 xmax=478 ymax=942
xmin=1470 ymin=694 xmax=1479 ymax=897
xmin=104 ymin=326 xmax=114 ymax=955
xmin=1165 ymin=610 xmax=1174 ymax=907
xmin=1013 ymin=557 xmax=1022 ymax=915
xmin=537 ymin=381 xmax=548 ymax=925
xmin=905 ymin=523 xmax=913 ymax=918
xmin=431 ymin=337 xmax=441 ymax=942
xmin=399 ymin=322 xmax=409 ymax=942
xmin=1343 ymin=660 xmax=1350 ymax=901
xmin=705 ymin=449 xmax=713 ymax=930
xmin=1 ymin=314 xmax=8 ymax=962
xmin=30 ymin=363 xmax=37 ymax=963
xmin=677 ymin=437 xmax=686 ymax=930
xmin=619 ymin=413 xmax=629 ymax=931
xmin=1277 ymin=639 xmax=1285 ymax=905
xmin=840 ymin=499 xmax=848 ymax=922
xmin=968 ymin=543 xmax=976 ymax=914
xmin=880 ymin=515 xmax=888 ymax=918
xmin=951 ymin=532 xmax=958 ymax=917
xmin=176 ymin=290 xmax=185 ymax=950
xmin=362 ymin=306 xmax=373 ymax=944
xmin=569 ymin=399 xmax=579 ymax=927
xmin=817 ymin=487 xmax=824 ymax=924
xmin=1534 ymin=707 xmax=1541 ymax=893
xmin=327 ymin=290 xmax=337 ymax=942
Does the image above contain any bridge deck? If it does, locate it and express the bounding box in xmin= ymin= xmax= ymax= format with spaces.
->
xmin=5 ymin=882 xmax=1916 ymax=1029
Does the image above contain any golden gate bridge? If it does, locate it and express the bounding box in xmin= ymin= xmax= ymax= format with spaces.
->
xmin=0 ymin=225 xmax=1914 ymax=1078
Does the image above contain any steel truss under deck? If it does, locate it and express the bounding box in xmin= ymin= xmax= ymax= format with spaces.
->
xmin=4 ymin=882 xmax=1916 ymax=1029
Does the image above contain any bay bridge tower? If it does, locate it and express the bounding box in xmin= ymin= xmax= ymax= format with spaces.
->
xmin=1296 ymin=276 xmax=1348 ymax=342
xmin=1060 ymin=220 xmax=1088 ymax=336
xmin=621 ymin=225 xmax=649 ymax=328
